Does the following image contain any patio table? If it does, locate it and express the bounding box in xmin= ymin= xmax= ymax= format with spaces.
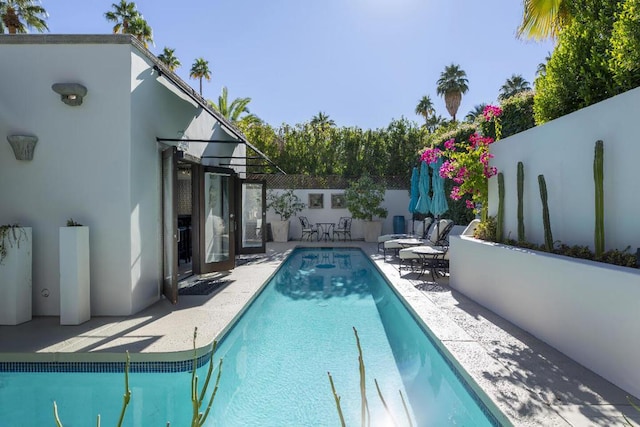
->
xmin=316 ymin=222 xmax=335 ymax=241
xmin=412 ymin=246 xmax=447 ymax=281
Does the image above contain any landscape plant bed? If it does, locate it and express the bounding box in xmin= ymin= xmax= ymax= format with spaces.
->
xmin=450 ymin=235 xmax=640 ymax=399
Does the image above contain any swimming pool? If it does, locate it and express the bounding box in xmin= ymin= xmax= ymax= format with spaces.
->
xmin=0 ymin=247 xmax=505 ymax=426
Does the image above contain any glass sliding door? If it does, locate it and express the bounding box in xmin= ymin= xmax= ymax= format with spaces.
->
xmin=237 ymin=180 xmax=266 ymax=254
xmin=199 ymin=167 xmax=236 ymax=273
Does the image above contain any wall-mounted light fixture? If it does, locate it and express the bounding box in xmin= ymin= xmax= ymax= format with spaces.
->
xmin=7 ymin=135 xmax=38 ymax=161
xmin=52 ymin=83 xmax=87 ymax=106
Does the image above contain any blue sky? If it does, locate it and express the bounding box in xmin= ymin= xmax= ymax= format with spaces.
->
xmin=43 ymin=0 xmax=554 ymax=129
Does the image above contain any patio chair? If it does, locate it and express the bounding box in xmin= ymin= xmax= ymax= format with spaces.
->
xmin=299 ymin=216 xmax=318 ymax=241
xmin=377 ymin=217 xmax=433 ymax=253
xmin=397 ymin=219 xmax=460 ymax=272
xmin=333 ymin=217 xmax=352 ymax=241
xmin=382 ymin=218 xmax=439 ymax=259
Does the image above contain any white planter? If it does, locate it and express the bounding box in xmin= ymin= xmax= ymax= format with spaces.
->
xmin=59 ymin=226 xmax=90 ymax=325
xmin=450 ymin=235 xmax=640 ymax=398
xmin=271 ymin=220 xmax=290 ymax=242
xmin=0 ymin=227 xmax=32 ymax=325
xmin=362 ymin=221 xmax=382 ymax=242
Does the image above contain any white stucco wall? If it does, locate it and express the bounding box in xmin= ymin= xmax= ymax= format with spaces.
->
xmin=266 ymin=189 xmax=411 ymax=240
xmin=0 ymin=40 xmax=132 ymax=315
xmin=489 ymin=87 xmax=640 ymax=251
xmin=129 ymin=49 xmax=247 ymax=313
xmin=451 ymin=236 xmax=640 ymax=398
xmin=0 ymin=36 xmax=249 ymax=317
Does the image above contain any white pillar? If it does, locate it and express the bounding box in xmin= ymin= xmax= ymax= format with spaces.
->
xmin=60 ymin=226 xmax=90 ymax=325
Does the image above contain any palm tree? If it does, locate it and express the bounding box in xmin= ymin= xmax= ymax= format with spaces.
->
xmin=415 ymin=95 xmax=435 ymax=128
xmin=310 ymin=112 xmax=335 ymax=129
xmin=436 ymin=64 xmax=469 ymax=122
xmin=210 ymin=86 xmax=260 ymax=126
xmin=0 ymin=0 xmax=48 ymax=34
xmin=104 ymin=0 xmax=139 ymax=34
xmin=157 ymin=47 xmax=181 ymax=72
xmin=426 ymin=114 xmax=448 ymax=133
xmin=465 ymin=103 xmax=488 ymax=122
xmin=127 ymin=16 xmax=153 ymax=48
xmin=518 ymin=0 xmax=570 ymax=40
xmin=498 ymin=74 xmax=531 ymax=101
xmin=536 ymin=52 xmax=552 ymax=78
xmin=189 ymin=58 xmax=211 ymax=96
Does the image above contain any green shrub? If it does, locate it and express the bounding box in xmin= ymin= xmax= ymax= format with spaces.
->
xmin=609 ymin=0 xmax=640 ymax=92
xmin=599 ymin=246 xmax=638 ymax=267
xmin=534 ymin=0 xmax=622 ymax=124
xmin=500 ymin=91 xmax=535 ymax=138
xmin=426 ymin=122 xmax=478 ymax=149
xmin=345 ymin=174 xmax=388 ymax=221
xmin=473 ymin=216 xmax=496 ymax=241
xmin=554 ymin=244 xmax=595 ymax=260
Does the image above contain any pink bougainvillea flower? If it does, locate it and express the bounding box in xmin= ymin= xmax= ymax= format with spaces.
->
xmin=453 ymin=166 xmax=467 ymax=184
xmin=420 ymin=147 xmax=441 ymax=164
xmin=483 ymin=166 xmax=498 ymax=178
xmin=482 ymin=105 xmax=503 ymax=121
xmin=450 ymin=186 xmax=462 ymax=201
xmin=465 ymin=200 xmax=475 ymax=209
xmin=439 ymin=160 xmax=456 ymax=178
xmin=444 ymin=138 xmax=456 ymax=150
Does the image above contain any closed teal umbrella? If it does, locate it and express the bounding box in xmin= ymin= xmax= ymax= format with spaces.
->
xmin=408 ymin=167 xmax=419 ymax=214
xmin=415 ymin=161 xmax=431 ymax=214
xmin=430 ymin=158 xmax=449 ymax=237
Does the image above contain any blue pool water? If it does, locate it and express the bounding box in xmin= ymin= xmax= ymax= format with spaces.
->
xmin=0 ymin=248 xmax=502 ymax=426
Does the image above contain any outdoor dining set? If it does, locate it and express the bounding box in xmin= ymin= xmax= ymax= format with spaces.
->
xmin=299 ymin=216 xmax=352 ymax=242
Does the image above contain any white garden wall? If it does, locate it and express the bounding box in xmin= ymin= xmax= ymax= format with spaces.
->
xmin=450 ymin=236 xmax=640 ymax=398
xmin=266 ymin=189 xmax=411 ymax=240
xmin=489 ymin=86 xmax=640 ymax=252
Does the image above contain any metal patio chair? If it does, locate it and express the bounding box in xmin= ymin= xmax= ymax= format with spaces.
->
xmin=333 ymin=217 xmax=352 ymax=241
xmin=299 ymin=216 xmax=318 ymax=241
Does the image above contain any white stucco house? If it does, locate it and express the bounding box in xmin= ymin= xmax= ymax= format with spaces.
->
xmin=0 ymin=35 xmax=271 ymax=318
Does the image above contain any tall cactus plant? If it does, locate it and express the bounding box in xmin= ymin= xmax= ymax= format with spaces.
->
xmin=496 ymin=172 xmax=505 ymax=242
xmin=517 ymin=161 xmax=525 ymax=242
xmin=594 ymin=140 xmax=604 ymax=258
xmin=538 ymin=174 xmax=554 ymax=251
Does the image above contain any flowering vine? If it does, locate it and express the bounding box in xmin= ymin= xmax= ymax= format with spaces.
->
xmin=420 ymin=105 xmax=502 ymax=220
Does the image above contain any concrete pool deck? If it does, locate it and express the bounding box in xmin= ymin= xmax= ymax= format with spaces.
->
xmin=0 ymin=240 xmax=638 ymax=426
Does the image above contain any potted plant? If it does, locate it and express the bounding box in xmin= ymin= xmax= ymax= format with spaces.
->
xmin=60 ymin=218 xmax=90 ymax=325
xmin=0 ymin=224 xmax=32 ymax=325
xmin=267 ymin=189 xmax=305 ymax=242
xmin=345 ymin=175 xmax=388 ymax=242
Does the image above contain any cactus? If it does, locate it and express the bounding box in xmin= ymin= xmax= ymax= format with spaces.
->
xmin=517 ymin=161 xmax=525 ymax=242
xmin=594 ymin=140 xmax=604 ymax=258
xmin=496 ymin=172 xmax=505 ymax=242
xmin=538 ymin=174 xmax=554 ymax=251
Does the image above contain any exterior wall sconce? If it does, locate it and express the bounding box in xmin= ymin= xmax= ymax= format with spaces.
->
xmin=52 ymin=83 xmax=87 ymax=106
xmin=7 ymin=135 xmax=38 ymax=161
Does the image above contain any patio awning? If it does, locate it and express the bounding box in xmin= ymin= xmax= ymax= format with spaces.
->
xmin=152 ymin=64 xmax=285 ymax=174
xmin=155 ymin=137 xmax=286 ymax=174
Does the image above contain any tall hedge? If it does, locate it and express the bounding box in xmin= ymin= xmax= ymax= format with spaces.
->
xmin=609 ymin=0 xmax=640 ymax=91
xmin=534 ymin=0 xmax=624 ymax=124
xmin=241 ymin=117 xmax=424 ymax=177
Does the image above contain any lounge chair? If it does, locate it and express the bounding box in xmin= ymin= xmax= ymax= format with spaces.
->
xmin=398 ymin=219 xmax=478 ymax=273
xmin=398 ymin=219 xmax=454 ymax=270
xmin=383 ymin=218 xmax=450 ymax=259
xmin=299 ymin=216 xmax=318 ymax=241
xmin=377 ymin=217 xmax=433 ymax=253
